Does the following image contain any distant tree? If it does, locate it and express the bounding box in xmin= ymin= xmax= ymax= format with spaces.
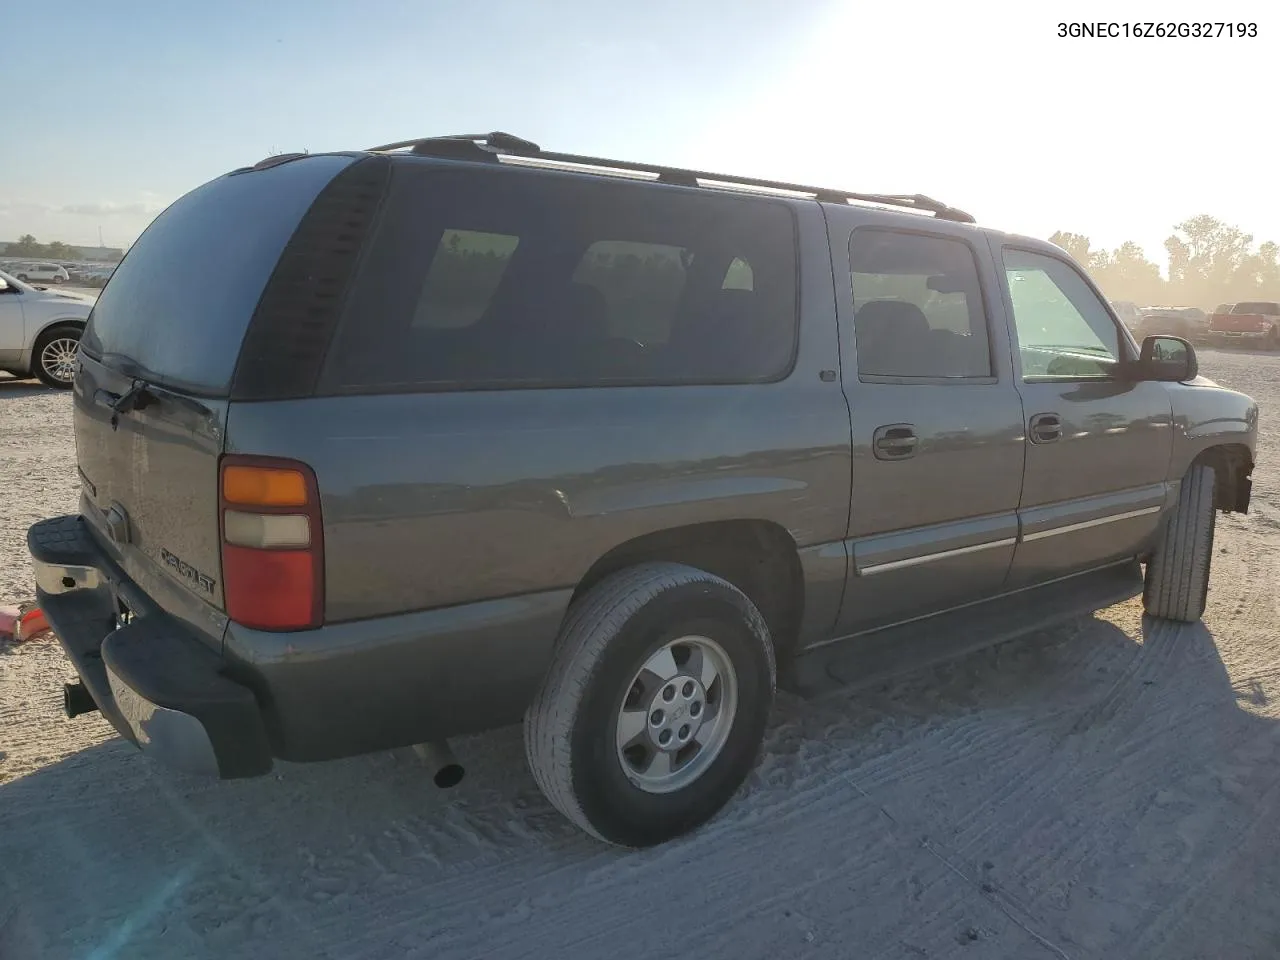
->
xmin=44 ymin=241 xmax=76 ymax=259
xmin=1090 ymin=241 xmax=1164 ymax=305
xmin=1233 ymin=240 xmax=1280 ymax=298
xmin=1048 ymin=231 xmax=1091 ymax=264
xmin=5 ymin=234 xmax=44 ymax=256
xmin=1164 ymin=215 xmax=1254 ymax=306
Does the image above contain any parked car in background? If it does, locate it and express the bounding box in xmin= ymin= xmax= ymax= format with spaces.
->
xmin=27 ymin=133 xmax=1258 ymax=848
xmin=9 ymin=262 xmax=70 ymax=284
xmin=1137 ymin=306 xmax=1210 ymax=344
xmin=1110 ymin=300 xmax=1143 ymax=330
xmin=1207 ymin=301 xmax=1280 ymax=349
xmin=0 ymin=269 xmax=93 ymax=386
xmin=72 ymin=263 xmax=117 ymax=287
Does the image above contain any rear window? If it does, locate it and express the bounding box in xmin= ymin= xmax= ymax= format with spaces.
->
xmin=320 ymin=163 xmax=798 ymax=391
xmin=1233 ymin=302 xmax=1280 ymax=314
xmin=81 ymin=154 xmax=355 ymax=393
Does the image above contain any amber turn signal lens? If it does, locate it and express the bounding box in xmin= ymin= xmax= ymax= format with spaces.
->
xmin=222 ymin=465 xmax=308 ymax=507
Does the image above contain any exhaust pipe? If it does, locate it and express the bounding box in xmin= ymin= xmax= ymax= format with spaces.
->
xmin=64 ymin=681 xmax=98 ymax=719
xmin=412 ymin=740 xmax=465 ymax=788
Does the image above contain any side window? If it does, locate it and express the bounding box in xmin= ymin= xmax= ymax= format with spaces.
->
xmin=412 ymin=229 xmax=518 ymax=330
xmin=849 ymin=229 xmax=992 ymax=379
xmin=1002 ymin=248 xmax=1121 ymax=380
xmin=571 ymin=240 xmax=688 ymax=345
xmin=320 ymin=167 xmax=798 ymax=391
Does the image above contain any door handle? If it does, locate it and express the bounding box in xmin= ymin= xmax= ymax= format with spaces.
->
xmin=873 ymin=423 xmax=918 ymax=460
xmin=1029 ymin=412 xmax=1062 ymax=443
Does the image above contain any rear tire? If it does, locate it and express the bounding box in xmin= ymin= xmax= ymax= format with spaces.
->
xmin=1143 ymin=465 xmax=1216 ymax=623
xmin=17 ymin=273 xmax=29 ymax=282
xmin=32 ymin=325 xmax=82 ymax=389
xmin=524 ymin=562 xmax=775 ymax=847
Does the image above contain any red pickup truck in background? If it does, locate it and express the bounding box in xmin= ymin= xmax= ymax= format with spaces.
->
xmin=1208 ymin=301 xmax=1280 ymax=349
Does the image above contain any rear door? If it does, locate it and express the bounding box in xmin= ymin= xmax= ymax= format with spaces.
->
xmin=995 ymin=244 xmax=1173 ymax=588
xmin=73 ymin=153 xmax=359 ymax=641
xmin=827 ymin=212 xmax=1026 ymax=634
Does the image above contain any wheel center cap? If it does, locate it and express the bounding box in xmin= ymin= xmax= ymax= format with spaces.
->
xmin=646 ymin=674 xmax=707 ymax=751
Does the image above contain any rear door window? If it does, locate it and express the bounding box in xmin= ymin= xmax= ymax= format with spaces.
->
xmin=849 ymin=229 xmax=993 ymax=380
xmin=320 ymin=163 xmax=798 ymax=391
xmin=80 ymin=154 xmax=355 ymax=393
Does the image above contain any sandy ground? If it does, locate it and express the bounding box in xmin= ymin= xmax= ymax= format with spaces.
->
xmin=1 ymin=351 xmax=1278 ymax=960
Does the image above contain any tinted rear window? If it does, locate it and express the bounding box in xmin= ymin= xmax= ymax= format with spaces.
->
xmin=320 ymin=163 xmax=798 ymax=391
xmin=1233 ymin=302 xmax=1280 ymax=314
xmin=81 ymin=154 xmax=354 ymax=393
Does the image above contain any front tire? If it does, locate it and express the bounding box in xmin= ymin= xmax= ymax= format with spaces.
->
xmin=32 ymin=325 xmax=82 ymax=389
xmin=524 ymin=562 xmax=775 ymax=847
xmin=1143 ymin=465 xmax=1216 ymax=622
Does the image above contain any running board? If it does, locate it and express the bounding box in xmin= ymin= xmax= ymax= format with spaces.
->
xmin=784 ymin=561 xmax=1143 ymax=696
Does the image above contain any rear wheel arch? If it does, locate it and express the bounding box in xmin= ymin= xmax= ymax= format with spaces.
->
xmin=570 ymin=519 xmax=805 ymax=659
xmin=38 ymin=316 xmax=85 ymax=331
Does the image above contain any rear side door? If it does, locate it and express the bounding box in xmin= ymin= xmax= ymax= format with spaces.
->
xmin=994 ymin=243 xmax=1173 ymax=588
xmin=828 ymin=212 xmax=1026 ymax=635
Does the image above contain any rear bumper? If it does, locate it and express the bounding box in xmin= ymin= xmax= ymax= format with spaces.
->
xmin=29 ymin=513 xmax=572 ymax=775
xmin=28 ymin=515 xmax=272 ymax=779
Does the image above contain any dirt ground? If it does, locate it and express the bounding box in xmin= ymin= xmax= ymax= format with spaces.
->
xmin=1 ymin=350 xmax=1278 ymax=960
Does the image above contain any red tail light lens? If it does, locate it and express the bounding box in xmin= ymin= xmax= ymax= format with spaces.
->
xmin=219 ymin=456 xmax=324 ymax=631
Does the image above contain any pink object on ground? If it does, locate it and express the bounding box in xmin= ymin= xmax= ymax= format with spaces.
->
xmin=0 ymin=604 xmax=18 ymax=640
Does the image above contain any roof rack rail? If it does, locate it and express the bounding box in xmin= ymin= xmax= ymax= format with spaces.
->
xmin=364 ymin=132 xmax=976 ymax=224
xmin=365 ymin=131 xmax=541 ymax=156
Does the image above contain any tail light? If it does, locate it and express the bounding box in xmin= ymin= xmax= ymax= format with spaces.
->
xmin=219 ymin=455 xmax=324 ymax=631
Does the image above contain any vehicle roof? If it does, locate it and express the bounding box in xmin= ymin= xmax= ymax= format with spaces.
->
xmin=334 ymin=132 xmax=986 ymax=228
xmin=235 ymin=139 xmax=1085 ymax=254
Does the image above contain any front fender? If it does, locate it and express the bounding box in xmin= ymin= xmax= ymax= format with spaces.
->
xmin=1166 ymin=377 xmax=1258 ymax=477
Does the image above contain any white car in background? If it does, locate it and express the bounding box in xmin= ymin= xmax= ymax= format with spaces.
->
xmin=9 ymin=262 xmax=71 ymax=284
xmin=0 ymin=269 xmax=93 ymax=387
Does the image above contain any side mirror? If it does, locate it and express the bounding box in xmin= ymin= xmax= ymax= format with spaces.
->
xmin=1139 ymin=335 xmax=1197 ymax=382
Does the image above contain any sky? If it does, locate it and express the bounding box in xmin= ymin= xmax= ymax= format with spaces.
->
xmin=1 ymin=0 xmax=1276 ymax=267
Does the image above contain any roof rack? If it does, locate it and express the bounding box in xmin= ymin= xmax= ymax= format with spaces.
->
xmin=364 ymin=132 xmax=976 ymax=224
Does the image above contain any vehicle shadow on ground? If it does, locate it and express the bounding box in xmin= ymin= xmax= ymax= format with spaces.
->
xmin=2 ymin=613 xmax=1278 ymax=960
xmin=0 ymin=377 xmax=50 ymax=398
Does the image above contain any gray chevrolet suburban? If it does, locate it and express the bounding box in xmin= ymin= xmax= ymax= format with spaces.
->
xmin=29 ymin=133 xmax=1258 ymax=848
